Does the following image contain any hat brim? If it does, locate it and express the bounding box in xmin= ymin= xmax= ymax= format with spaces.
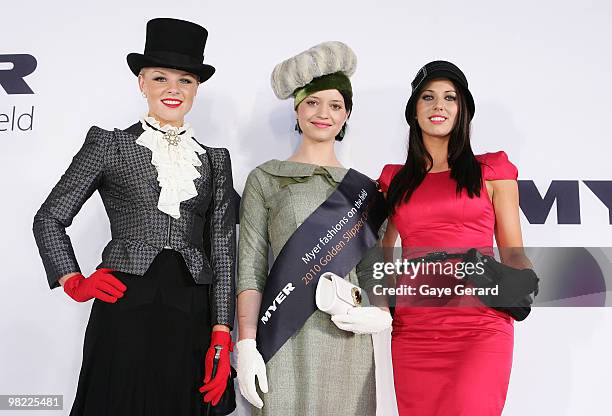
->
xmin=127 ymin=53 xmax=215 ymax=83
xmin=405 ymin=70 xmax=475 ymax=124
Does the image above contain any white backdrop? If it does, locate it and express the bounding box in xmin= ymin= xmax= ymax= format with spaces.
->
xmin=2 ymin=1 xmax=612 ymax=415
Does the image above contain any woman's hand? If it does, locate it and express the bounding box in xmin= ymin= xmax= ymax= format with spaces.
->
xmin=62 ymin=268 xmax=126 ymax=303
xmin=331 ymin=306 xmax=392 ymax=334
xmin=199 ymin=329 xmax=233 ymax=405
xmin=235 ymin=289 xmax=268 ymax=408
xmin=236 ymin=339 xmax=268 ymax=409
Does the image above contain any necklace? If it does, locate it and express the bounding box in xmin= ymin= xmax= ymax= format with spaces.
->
xmin=144 ymin=120 xmax=186 ymax=146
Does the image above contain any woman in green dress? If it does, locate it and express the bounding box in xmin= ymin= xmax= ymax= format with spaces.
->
xmin=235 ymin=41 xmax=391 ymax=415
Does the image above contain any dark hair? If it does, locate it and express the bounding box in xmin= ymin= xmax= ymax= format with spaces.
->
xmin=295 ymin=89 xmax=353 ymax=141
xmin=386 ymin=79 xmax=482 ymax=215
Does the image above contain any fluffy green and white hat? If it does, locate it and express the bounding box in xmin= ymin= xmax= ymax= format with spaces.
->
xmin=271 ymin=41 xmax=357 ymax=107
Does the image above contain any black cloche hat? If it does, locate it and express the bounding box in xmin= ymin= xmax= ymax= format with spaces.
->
xmin=405 ymin=60 xmax=475 ymax=125
xmin=127 ymin=18 xmax=215 ymax=82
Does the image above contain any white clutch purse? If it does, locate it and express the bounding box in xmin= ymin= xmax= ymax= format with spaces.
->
xmin=315 ymin=272 xmax=363 ymax=315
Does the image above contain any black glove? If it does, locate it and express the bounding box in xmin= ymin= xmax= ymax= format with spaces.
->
xmin=463 ymin=249 xmax=539 ymax=321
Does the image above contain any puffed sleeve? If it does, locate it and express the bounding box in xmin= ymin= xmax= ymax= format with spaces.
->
xmin=237 ymin=169 xmax=269 ymax=294
xmin=208 ymin=148 xmax=237 ymax=328
xmin=377 ymin=164 xmax=403 ymax=193
xmin=477 ymin=151 xmax=518 ymax=181
xmin=33 ymin=126 xmax=110 ymax=289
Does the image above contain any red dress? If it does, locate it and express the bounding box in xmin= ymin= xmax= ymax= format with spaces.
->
xmin=378 ymin=151 xmax=518 ymax=416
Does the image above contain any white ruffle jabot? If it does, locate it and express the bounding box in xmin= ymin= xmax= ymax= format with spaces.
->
xmin=136 ymin=116 xmax=205 ymax=219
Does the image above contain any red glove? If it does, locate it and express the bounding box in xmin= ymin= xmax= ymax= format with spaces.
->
xmin=199 ymin=330 xmax=232 ymax=405
xmin=63 ymin=268 xmax=126 ymax=303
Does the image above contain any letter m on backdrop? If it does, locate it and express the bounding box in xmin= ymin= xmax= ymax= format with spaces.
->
xmin=518 ymin=180 xmax=581 ymax=224
xmin=0 ymin=54 xmax=37 ymax=94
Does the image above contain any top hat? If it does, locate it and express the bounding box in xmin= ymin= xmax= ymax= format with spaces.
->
xmin=127 ymin=18 xmax=215 ymax=82
xmin=405 ymin=60 xmax=475 ymax=125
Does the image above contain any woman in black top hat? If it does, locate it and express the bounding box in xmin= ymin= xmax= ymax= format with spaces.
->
xmin=33 ymin=18 xmax=236 ymax=415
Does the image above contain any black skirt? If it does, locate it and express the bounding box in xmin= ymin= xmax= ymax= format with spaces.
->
xmin=70 ymin=250 xmax=212 ymax=416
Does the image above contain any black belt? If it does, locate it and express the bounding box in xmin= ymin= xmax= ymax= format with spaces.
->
xmin=401 ymin=249 xmax=539 ymax=321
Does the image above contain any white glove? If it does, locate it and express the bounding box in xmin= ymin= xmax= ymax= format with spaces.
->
xmin=236 ymin=338 xmax=268 ymax=409
xmin=331 ymin=307 xmax=392 ymax=334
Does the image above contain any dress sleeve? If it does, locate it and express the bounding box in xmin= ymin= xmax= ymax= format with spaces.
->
xmin=32 ymin=126 xmax=109 ymax=289
xmin=208 ymin=148 xmax=237 ymax=328
xmin=377 ymin=164 xmax=403 ymax=193
xmin=478 ymin=151 xmax=518 ymax=181
xmin=237 ymin=170 xmax=270 ymax=294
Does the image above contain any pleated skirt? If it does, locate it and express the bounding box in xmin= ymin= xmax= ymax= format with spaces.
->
xmin=70 ymin=249 xmax=212 ymax=416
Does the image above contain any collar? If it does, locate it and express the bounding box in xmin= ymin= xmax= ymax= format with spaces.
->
xmin=258 ymin=159 xmax=347 ymax=183
xmin=123 ymin=121 xmax=207 ymax=152
xmin=124 ymin=121 xmax=144 ymax=137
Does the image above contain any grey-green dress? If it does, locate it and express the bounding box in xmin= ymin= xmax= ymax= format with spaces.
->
xmin=238 ymin=160 xmax=377 ymax=416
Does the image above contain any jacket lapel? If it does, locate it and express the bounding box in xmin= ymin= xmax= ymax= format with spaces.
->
xmin=114 ymin=124 xmax=161 ymax=193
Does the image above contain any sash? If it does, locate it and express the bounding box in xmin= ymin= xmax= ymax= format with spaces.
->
xmin=256 ymin=169 xmax=386 ymax=362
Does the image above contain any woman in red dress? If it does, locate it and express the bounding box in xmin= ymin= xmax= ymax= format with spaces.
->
xmin=378 ymin=61 xmax=532 ymax=415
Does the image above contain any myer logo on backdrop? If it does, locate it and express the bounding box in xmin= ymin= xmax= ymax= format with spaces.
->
xmin=0 ymin=54 xmax=36 ymax=132
xmin=519 ymin=181 xmax=612 ymax=225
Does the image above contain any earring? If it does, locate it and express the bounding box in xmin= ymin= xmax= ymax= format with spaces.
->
xmin=142 ymin=91 xmax=147 ymax=98
xmin=338 ymin=123 xmax=348 ymax=139
xmin=294 ymin=120 xmax=303 ymax=134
